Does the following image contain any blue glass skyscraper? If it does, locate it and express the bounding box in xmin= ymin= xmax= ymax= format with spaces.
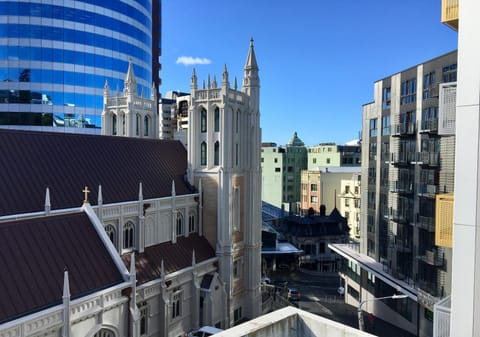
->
xmin=0 ymin=0 xmax=159 ymax=133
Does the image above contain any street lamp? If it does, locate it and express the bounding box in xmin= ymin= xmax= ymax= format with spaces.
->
xmin=357 ymin=294 xmax=408 ymax=331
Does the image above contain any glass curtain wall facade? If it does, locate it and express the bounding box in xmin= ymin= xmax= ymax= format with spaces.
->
xmin=0 ymin=0 xmax=156 ymax=133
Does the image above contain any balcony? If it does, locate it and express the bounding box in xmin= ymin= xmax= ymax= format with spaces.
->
xmin=390 ymin=180 xmax=413 ymax=195
xmin=418 ymin=279 xmax=444 ymax=299
xmin=388 ymin=152 xmax=414 ymax=166
xmin=391 ymin=209 xmax=414 ymax=225
xmin=418 ymin=248 xmax=445 ymax=267
xmin=419 ymin=118 xmax=438 ymax=134
xmin=442 ymin=0 xmax=459 ymax=31
xmin=395 ymin=238 xmax=413 ymax=253
xmin=417 ymin=215 xmax=435 ymax=232
xmin=418 ymin=183 xmax=438 ymax=198
xmin=392 ymin=122 xmax=417 ymax=137
xmin=416 ymin=152 xmax=440 ymax=166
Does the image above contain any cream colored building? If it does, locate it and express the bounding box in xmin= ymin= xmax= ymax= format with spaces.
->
xmin=339 ymin=173 xmax=362 ymax=240
xmin=300 ymin=167 xmax=361 ymax=216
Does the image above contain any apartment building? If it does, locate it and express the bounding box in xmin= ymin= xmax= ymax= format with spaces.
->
xmin=331 ymin=50 xmax=457 ymax=337
xmin=261 ymin=132 xmax=307 ymax=212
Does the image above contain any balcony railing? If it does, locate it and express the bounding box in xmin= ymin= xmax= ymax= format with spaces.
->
xmin=390 ymin=181 xmax=414 ymax=194
xmin=418 ymin=248 xmax=445 ymax=267
xmin=417 ymin=152 xmax=440 ymax=166
xmin=418 ymin=183 xmax=438 ymax=198
xmin=420 ymin=118 xmax=439 ymax=133
xmin=392 ymin=122 xmax=417 ymax=137
xmin=389 ymin=152 xmax=415 ymax=165
xmin=417 ymin=215 xmax=435 ymax=232
xmin=442 ymin=0 xmax=459 ymax=31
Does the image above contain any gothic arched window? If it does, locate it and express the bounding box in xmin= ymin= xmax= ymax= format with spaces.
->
xmin=144 ymin=116 xmax=149 ymax=136
xmin=214 ymin=141 xmax=220 ymax=166
xmin=176 ymin=213 xmax=184 ymax=236
xmin=136 ymin=114 xmax=141 ymax=136
xmin=121 ymin=113 xmax=126 ymax=135
xmin=189 ymin=213 xmax=195 ymax=233
xmin=201 ymin=108 xmax=207 ymax=133
xmin=112 ymin=114 xmax=117 ymax=135
xmin=123 ymin=221 xmax=135 ymax=249
xmin=105 ymin=224 xmax=116 ymax=246
xmin=201 ymin=142 xmax=207 ymax=166
xmin=214 ymin=107 xmax=220 ymax=132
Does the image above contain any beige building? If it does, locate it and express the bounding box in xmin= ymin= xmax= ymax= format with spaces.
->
xmin=307 ymin=143 xmax=361 ymax=170
xmin=300 ymin=167 xmax=361 ymax=216
xmin=339 ymin=173 xmax=362 ymax=240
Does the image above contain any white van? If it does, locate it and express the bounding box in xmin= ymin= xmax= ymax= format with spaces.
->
xmin=188 ymin=326 xmax=224 ymax=337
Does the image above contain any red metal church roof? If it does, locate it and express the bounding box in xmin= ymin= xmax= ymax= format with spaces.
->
xmin=0 ymin=130 xmax=193 ymax=216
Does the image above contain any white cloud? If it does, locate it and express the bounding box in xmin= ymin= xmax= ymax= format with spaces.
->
xmin=176 ymin=56 xmax=212 ymax=66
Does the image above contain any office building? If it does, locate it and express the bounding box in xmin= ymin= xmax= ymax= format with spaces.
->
xmin=261 ymin=132 xmax=307 ymax=212
xmin=0 ymin=0 xmax=159 ymax=133
xmin=330 ymin=50 xmax=457 ymax=336
xmin=307 ymin=143 xmax=361 ymax=170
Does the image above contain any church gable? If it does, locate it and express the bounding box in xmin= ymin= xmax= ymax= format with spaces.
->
xmin=0 ymin=129 xmax=193 ymax=216
xmin=0 ymin=212 xmax=125 ymax=324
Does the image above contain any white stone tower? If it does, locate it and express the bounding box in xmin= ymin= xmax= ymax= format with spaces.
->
xmin=102 ymin=59 xmax=158 ymax=138
xmin=187 ymin=39 xmax=262 ymax=326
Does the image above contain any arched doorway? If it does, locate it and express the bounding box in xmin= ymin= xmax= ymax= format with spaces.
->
xmin=93 ymin=328 xmax=115 ymax=337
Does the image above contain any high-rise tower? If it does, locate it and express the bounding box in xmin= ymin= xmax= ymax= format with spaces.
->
xmin=0 ymin=0 xmax=160 ymax=133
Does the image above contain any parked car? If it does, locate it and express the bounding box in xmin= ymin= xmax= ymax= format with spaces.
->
xmin=188 ymin=326 xmax=224 ymax=337
xmin=287 ymin=287 xmax=300 ymax=301
xmin=261 ymin=276 xmax=271 ymax=284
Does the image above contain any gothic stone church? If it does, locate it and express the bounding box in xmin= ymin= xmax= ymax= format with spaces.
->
xmin=0 ymin=41 xmax=262 ymax=337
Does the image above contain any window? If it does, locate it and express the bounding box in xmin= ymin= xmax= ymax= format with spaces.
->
xmin=176 ymin=213 xmax=184 ymax=236
xmin=345 ymin=211 xmax=350 ymax=221
xmin=274 ymin=158 xmax=278 ymax=163
xmin=123 ymin=221 xmax=134 ymax=250
xmin=233 ymin=186 xmax=240 ymax=231
xmin=369 ymin=118 xmax=378 ymax=137
xmin=382 ymin=87 xmax=391 ymax=109
xmin=201 ymin=109 xmax=207 ymax=132
xmin=400 ymin=78 xmax=417 ymax=105
xmin=310 ymin=196 xmax=318 ymax=203
xmin=172 ymin=287 xmax=182 ymax=319
xmin=345 ymin=199 xmax=350 ymax=207
xmin=234 ymin=307 xmax=243 ymax=324
xmin=214 ymin=107 xmax=220 ymax=132
xmin=143 ymin=116 xmax=149 ymax=136
xmin=136 ymin=114 xmax=141 ymax=136
xmin=326 ymin=158 xmax=331 ymax=164
xmin=201 ymin=142 xmax=207 ymax=166
xmin=233 ymin=259 xmax=242 ymax=278
xmin=139 ymin=302 xmax=148 ymax=336
xmin=382 ymin=115 xmax=390 ymax=136
xmin=122 ymin=114 xmax=126 ymax=135
xmin=423 ymin=71 xmax=436 ymax=99
xmin=345 ymin=185 xmax=350 ymax=194
xmin=105 ymin=224 xmax=116 ymax=246
xmin=189 ymin=213 xmax=195 ymax=232
xmin=310 ymin=184 xmax=317 ymax=192
xmin=214 ymin=141 xmax=220 ymax=166
xmin=235 ymin=143 xmax=239 ymax=166
xmin=112 ymin=114 xmax=117 ymax=135
xmin=442 ymin=63 xmax=457 ymax=82
xmin=313 ymin=158 xmax=317 ymax=164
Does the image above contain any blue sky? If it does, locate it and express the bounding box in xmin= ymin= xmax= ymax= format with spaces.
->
xmin=161 ymin=1 xmax=458 ymax=146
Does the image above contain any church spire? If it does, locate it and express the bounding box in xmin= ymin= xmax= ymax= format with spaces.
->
xmin=222 ymin=64 xmax=229 ymax=88
xmin=151 ymin=82 xmax=157 ymax=100
xmin=124 ymin=58 xmax=137 ymax=96
xmin=244 ymin=38 xmax=258 ymax=70
xmin=191 ymin=68 xmax=198 ymax=91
